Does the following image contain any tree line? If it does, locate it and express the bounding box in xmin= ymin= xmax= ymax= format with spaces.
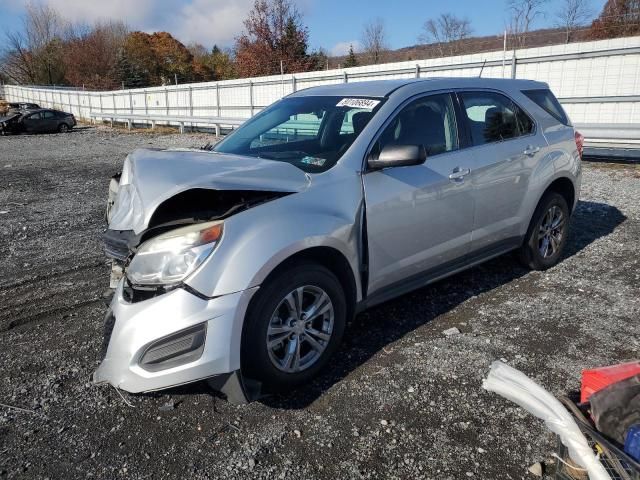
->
xmin=1 ymin=0 xmax=638 ymax=90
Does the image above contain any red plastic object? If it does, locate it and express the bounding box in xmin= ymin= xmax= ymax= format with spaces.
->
xmin=581 ymin=361 xmax=640 ymax=403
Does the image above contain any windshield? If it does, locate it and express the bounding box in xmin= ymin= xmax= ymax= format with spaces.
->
xmin=213 ymin=95 xmax=384 ymax=173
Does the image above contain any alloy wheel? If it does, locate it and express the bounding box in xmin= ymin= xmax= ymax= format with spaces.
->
xmin=537 ymin=205 xmax=565 ymax=258
xmin=266 ymin=285 xmax=334 ymax=373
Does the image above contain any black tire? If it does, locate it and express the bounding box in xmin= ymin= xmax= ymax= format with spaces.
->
xmin=58 ymin=123 xmax=70 ymax=133
xmin=519 ymin=191 xmax=570 ymax=270
xmin=241 ymin=261 xmax=347 ymax=390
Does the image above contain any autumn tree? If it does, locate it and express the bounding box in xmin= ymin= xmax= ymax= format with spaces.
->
xmin=116 ymin=31 xmax=202 ymax=86
xmin=235 ymin=0 xmax=314 ymax=77
xmin=117 ymin=32 xmax=157 ymax=86
xmin=590 ymin=0 xmax=640 ymax=39
xmin=189 ymin=43 xmax=237 ymax=80
xmin=361 ymin=18 xmax=388 ymax=64
xmin=151 ymin=32 xmax=197 ymax=84
xmin=419 ymin=13 xmax=473 ymax=57
xmin=343 ymin=44 xmax=358 ymax=67
xmin=209 ymin=45 xmax=237 ymax=80
xmin=63 ymin=21 xmax=128 ymax=89
xmin=2 ymin=3 xmax=66 ymax=85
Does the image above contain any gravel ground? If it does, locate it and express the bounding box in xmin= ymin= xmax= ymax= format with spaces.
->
xmin=0 ymin=126 xmax=638 ymax=479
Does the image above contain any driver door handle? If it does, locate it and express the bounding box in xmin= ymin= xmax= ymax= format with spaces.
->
xmin=449 ymin=167 xmax=471 ymax=182
xmin=523 ymin=145 xmax=540 ymax=156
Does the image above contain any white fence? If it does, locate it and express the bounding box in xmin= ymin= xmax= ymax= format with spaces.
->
xmin=2 ymin=36 xmax=640 ymax=131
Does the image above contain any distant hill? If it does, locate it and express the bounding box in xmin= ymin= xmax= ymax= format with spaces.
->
xmin=330 ymin=27 xmax=593 ymax=67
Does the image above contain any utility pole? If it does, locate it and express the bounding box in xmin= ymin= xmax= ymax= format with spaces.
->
xmin=502 ymin=30 xmax=507 ymax=78
xmin=280 ymin=60 xmax=284 ymax=98
xmin=174 ymin=73 xmax=178 ymax=85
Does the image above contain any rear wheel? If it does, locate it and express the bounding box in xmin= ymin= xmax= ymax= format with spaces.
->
xmin=241 ymin=262 xmax=346 ymax=390
xmin=519 ymin=192 xmax=570 ymax=270
xmin=58 ymin=123 xmax=69 ymax=133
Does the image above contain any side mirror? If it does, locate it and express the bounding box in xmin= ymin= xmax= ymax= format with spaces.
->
xmin=367 ymin=144 xmax=427 ymax=170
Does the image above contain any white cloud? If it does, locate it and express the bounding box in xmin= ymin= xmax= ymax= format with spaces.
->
xmin=330 ymin=40 xmax=361 ymax=57
xmin=22 ymin=0 xmax=254 ymax=47
xmin=169 ymin=0 xmax=254 ymax=47
xmin=42 ymin=0 xmax=157 ymax=25
xmin=8 ymin=0 xmax=317 ymax=48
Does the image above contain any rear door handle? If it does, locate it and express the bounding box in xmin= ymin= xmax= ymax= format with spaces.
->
xmin=523 ymin=145 xmax=540 ymax=156
xmin=449 ymin=167 xmax=471 ymax=181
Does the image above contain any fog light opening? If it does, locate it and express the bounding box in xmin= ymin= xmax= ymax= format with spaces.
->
xmin=139 ymin=323 xmax=206 ymax=372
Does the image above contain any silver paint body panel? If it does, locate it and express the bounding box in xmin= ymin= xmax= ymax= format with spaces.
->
xmin=95 ymin=78 xmax=581 ymax=394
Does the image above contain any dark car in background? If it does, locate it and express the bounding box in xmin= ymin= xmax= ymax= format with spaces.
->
xmin=0 ymin=108 xmax=76 ymax=135
xmin=8 ymin=102 xmax=41 ymax=112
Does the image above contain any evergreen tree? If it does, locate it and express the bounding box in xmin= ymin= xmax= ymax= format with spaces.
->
xmin=115 ymin=48 xmax=146 ymax=88
xmin=344 ymin=44 xmax=358 ymax=68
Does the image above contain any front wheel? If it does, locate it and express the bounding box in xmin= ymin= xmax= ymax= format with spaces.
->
xmin=58 ymin=123 xmax=70 ymax=133
xmin=519 ymin=192 xmax=570 ymax=270
xmin=241 ymin=262 xmax=347 ymax=390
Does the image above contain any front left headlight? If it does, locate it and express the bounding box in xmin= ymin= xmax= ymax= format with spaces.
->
xmin=127 ymin=221 xmax=223 ymax=286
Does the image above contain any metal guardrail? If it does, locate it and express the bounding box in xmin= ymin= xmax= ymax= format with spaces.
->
xmin=89 ymin=112 xmax=246 ymax=135
xmin=88 ymin=112 xmax=640 ymax=147
xmin=575 ymin=123 xmax=640 ymax=146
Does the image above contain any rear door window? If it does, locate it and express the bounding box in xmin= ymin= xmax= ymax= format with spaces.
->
xmin=522 ymin=89 xmax=571 ymax=126
xmin=459 ymin=91 xmax=534 ymax=147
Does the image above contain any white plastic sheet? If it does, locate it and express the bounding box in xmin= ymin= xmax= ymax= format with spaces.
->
xmin=482 ymin=361 xmax=610 ymax=480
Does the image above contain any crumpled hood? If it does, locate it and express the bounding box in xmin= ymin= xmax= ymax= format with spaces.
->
xmin=0 ymin=113 xmax=20 ymax=123
xmin=108 ymin=148 xmax=311 ymax=234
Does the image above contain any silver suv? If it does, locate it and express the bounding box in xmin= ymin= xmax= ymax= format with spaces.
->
xmin=94 ymin=78 xmax=582 ymax=403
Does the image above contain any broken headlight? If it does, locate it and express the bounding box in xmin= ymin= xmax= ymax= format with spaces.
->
xmin=127 ymin=221 xmax=223 ymax=286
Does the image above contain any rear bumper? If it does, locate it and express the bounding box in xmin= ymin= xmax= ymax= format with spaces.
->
xmin=93 ymin=280 xmax=259 ymax=403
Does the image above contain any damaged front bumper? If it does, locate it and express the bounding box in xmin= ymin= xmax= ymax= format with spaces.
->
xmin=93 ymin=279 xmax=259 ymax=404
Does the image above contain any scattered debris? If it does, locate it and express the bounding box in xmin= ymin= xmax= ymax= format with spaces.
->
xmin=527 ymin=461 xmax=544 ymax=477
xmin=442 ymin=327 xmax=461 ymax=336
xmin=111 ymin=385 xmax=135 ymax=408
xmin=159 ymin=400 xmax=176 ymax=412
xmin=0 ymin=402 xmax=37 ymax=414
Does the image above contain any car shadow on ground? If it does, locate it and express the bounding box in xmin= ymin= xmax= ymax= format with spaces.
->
xmin=147 ymin=200 xmax=626 ymax=408
xmin=259 ymin=200 xmax=626 ymax=409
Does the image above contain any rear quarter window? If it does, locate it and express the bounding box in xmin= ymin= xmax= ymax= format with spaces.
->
xmin=523 ymin=89 xmax=571 ymax=126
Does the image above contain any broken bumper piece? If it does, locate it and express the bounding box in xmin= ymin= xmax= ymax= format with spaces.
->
xmin=93 ymin=280 xmax=259 ymax=404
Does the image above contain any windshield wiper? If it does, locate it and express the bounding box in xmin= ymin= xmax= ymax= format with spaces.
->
xmin=257 ymin=151 xmax=307 ymax=160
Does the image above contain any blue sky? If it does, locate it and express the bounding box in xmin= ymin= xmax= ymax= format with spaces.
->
xmin=0 ymin=0 xmax=606 ymax=55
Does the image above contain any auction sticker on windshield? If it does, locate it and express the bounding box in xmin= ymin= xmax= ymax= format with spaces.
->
xmin=336 ymin=98 xmax=380 ymax=110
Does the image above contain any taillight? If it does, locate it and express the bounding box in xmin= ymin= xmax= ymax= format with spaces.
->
xmin=574 ymin=130 xmax=584 ymax=159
